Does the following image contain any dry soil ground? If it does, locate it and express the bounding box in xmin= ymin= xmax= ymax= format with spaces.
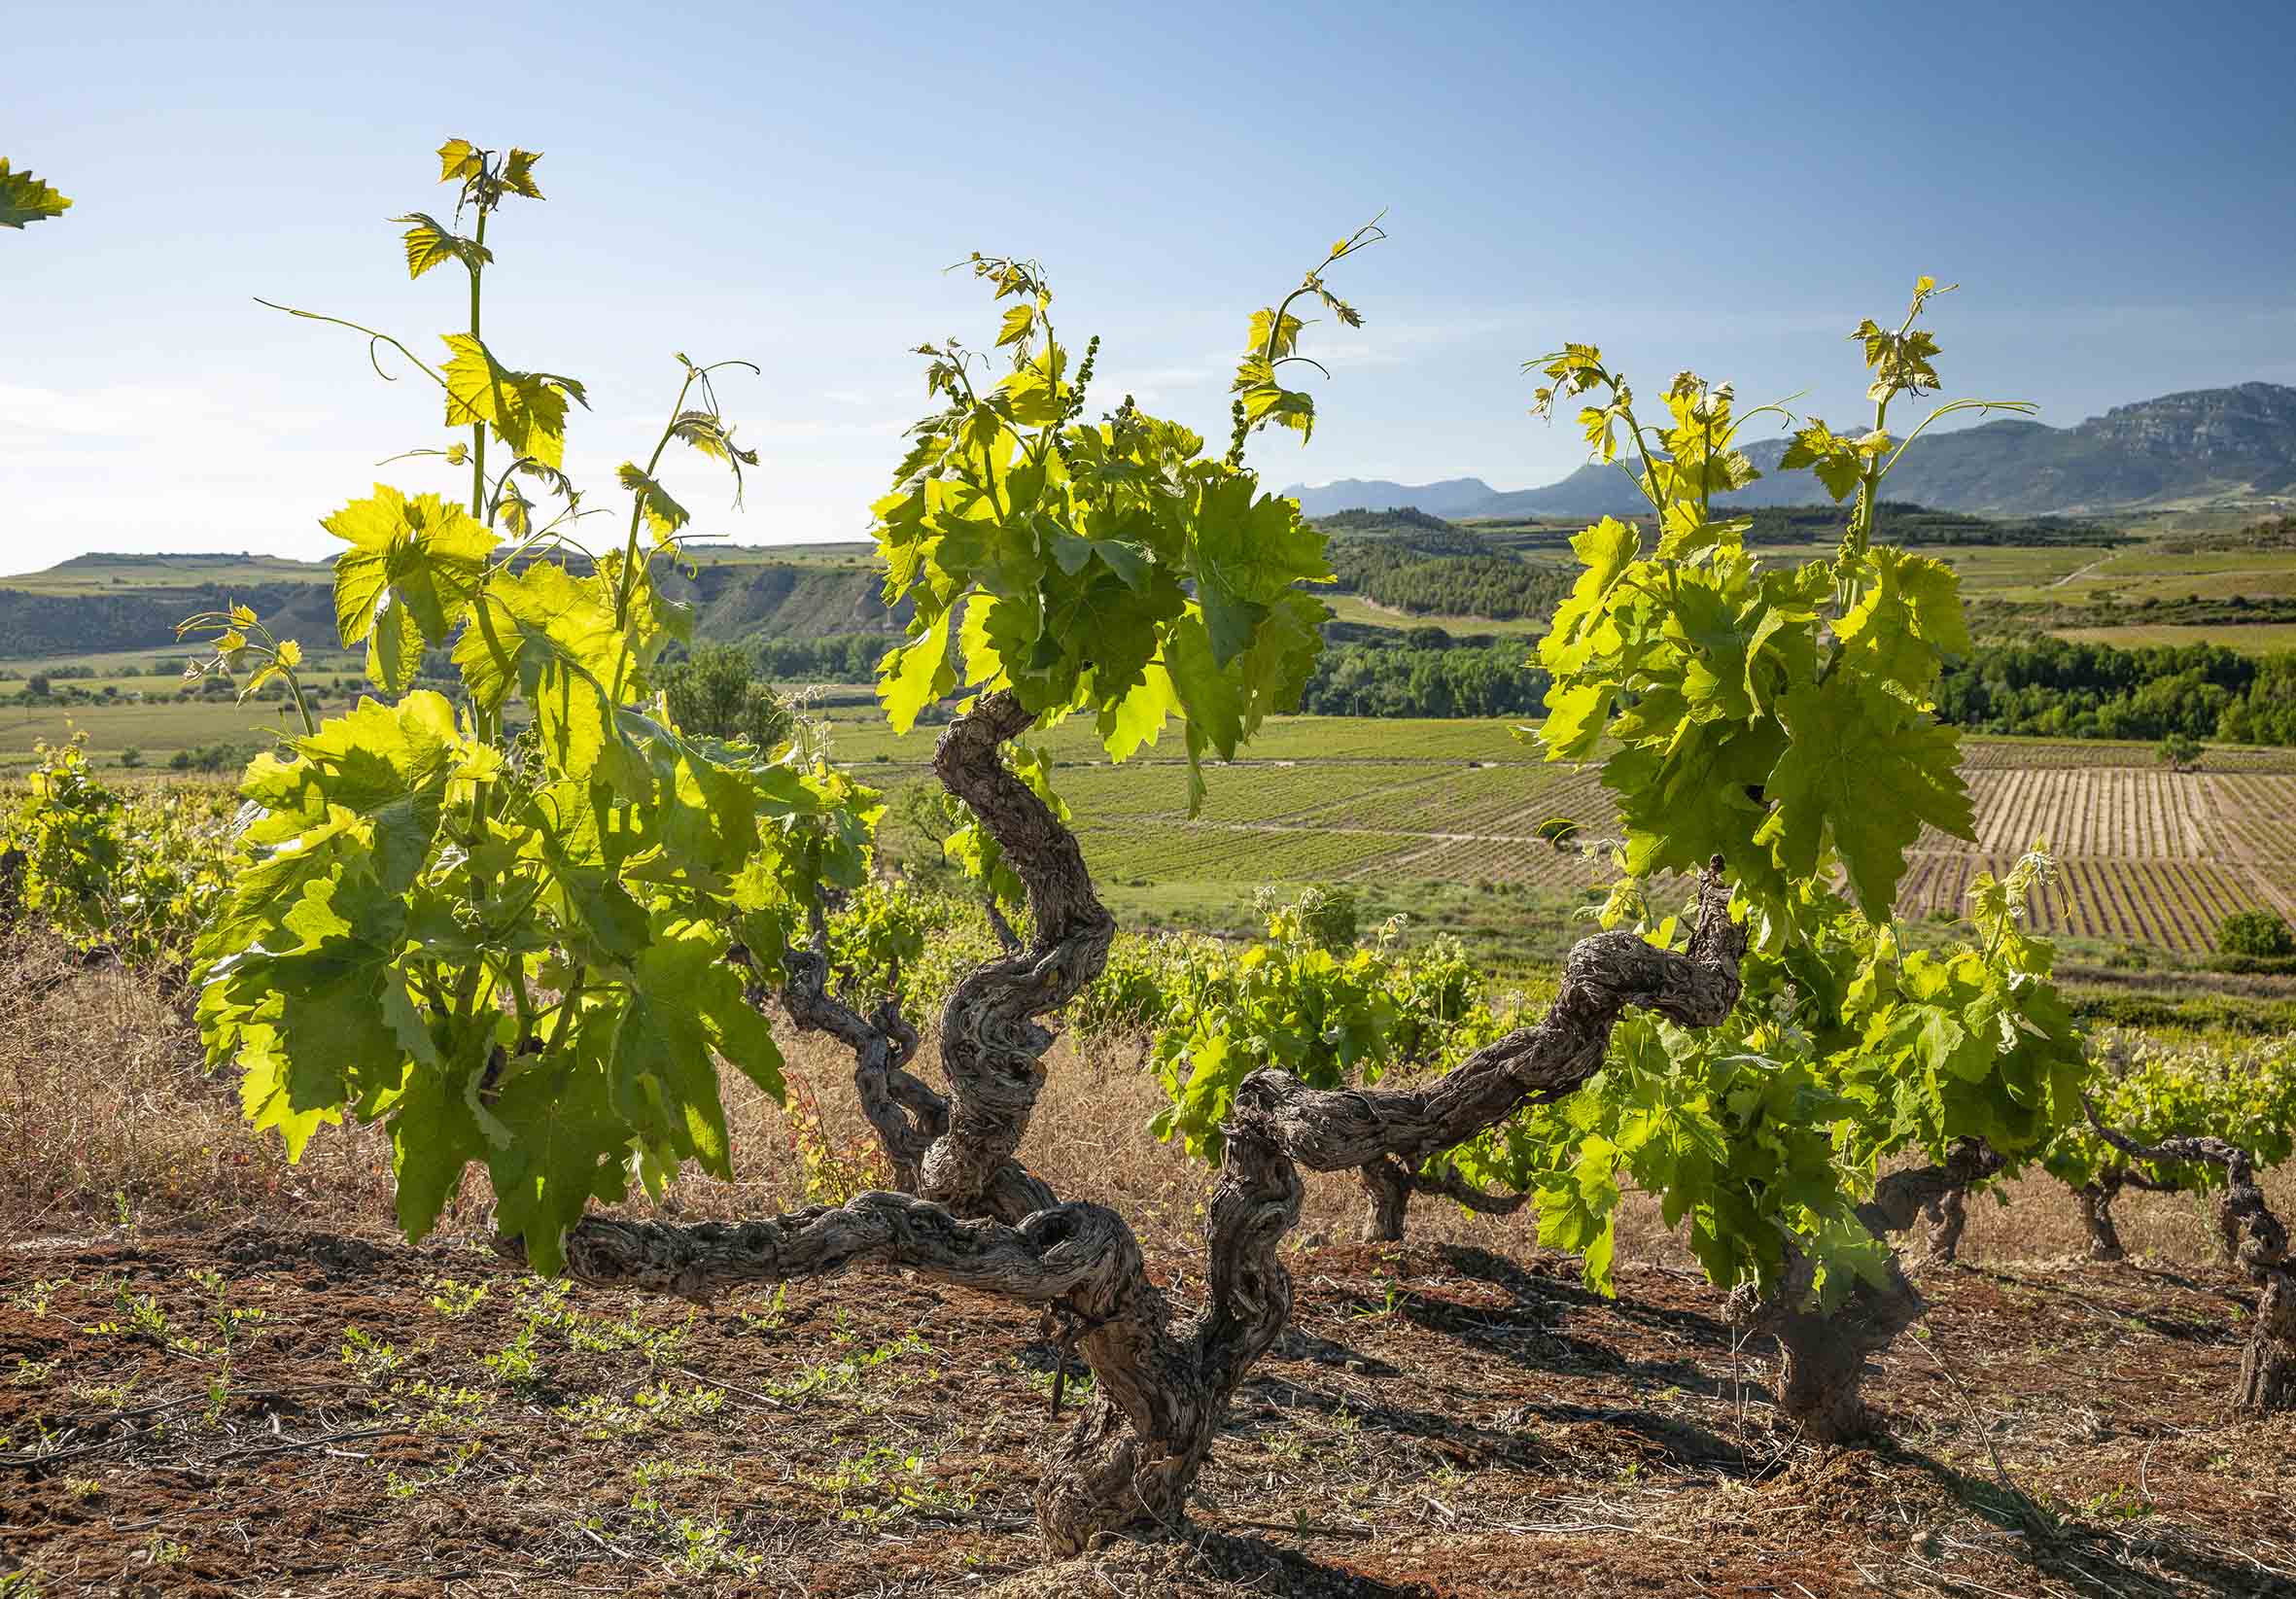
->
xmin=2 ymin=941 xmax=2292 ymax=1598
xmin=3 ymin=1228 xmax=2292 ymax=1598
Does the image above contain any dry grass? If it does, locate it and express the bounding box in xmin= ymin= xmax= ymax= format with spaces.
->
xmin=0 ymin=936 xmax=392 ymax=1234
xmin=3 ymin=930 xmax=2288 ymax=1275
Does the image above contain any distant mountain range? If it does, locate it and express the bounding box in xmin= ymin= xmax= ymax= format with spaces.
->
xmin=1287 ymin=382 xmax=2296 ymax=520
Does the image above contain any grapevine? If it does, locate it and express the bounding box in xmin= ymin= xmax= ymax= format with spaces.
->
xmin=187 ymin=138 xmax=883 ymax=1275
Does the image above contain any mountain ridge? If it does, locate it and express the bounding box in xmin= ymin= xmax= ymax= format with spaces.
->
xmin=1287 ymin=381 xmax=2296 ymax=519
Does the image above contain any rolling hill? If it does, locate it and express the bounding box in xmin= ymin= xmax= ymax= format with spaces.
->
xmin=1288 ymin=381 xmax=2296 ymax=519
xmin=0 ymin=547 xmax=897 ymax=660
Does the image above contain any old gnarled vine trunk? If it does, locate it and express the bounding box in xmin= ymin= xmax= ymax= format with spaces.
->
xmin=2076 ymin=1176 xmax=2127 ymax=1262
xmin=1731 ymin=1139 xmax=2002 ymax=1442
xmin=1921 ymin=1183 xmax=1969 ymax=1269
xmin=518 ymin=773 xmax=1755 ymax=1549
xmin=2086 ymin=1116 xmax=2294 ymax=1417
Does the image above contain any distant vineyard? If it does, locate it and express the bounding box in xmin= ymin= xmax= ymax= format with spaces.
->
xmin=1958 ymin=737 xmax=2296 ymax=773
xmin=1079 ymin=823 xmax=1420 ymax=884
xmin=1044 ymin=739 xmax=2296 ymax=953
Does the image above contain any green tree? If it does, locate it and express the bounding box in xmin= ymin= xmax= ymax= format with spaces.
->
xmin=2156 ymin=732 xmax=2203 ymax=770
xmin=2219 ymin=908 xmax=2296 ymax=958
xmin=660 ymin=641 xmax=793 ymax=751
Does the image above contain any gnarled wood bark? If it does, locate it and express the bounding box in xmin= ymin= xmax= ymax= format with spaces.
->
xmin=1238 ymin=861 xmax=1747 ymax=1178
xmin=1355 ymin=1154 xmax=1529 ymax=1241
xmin=2076 ymin=1177 xmax=2127 ymax=1262
xmin=923 ymin=690 xmax=1115 ymax=1221
xmin=514 ymin=1109 xmax=1303 ymax=1554
xmin=1729 ymin=1246 xmax=1924 ymax=1443
xmin=1357 ymin=1161 xmax=1409 ymax=1242
xmin=2213 ymin=1190 xmax=2247 ymax=1267
xmin=1729 ymin=1139 xmax=2002 ymax=1441
xmin=1922 ymin=1185 xmax=1968 ymax=1268
xmin=777 ymin=904 xmax=946 ymax=1192
xmin=2085 ymin=1113 xmax=2295 ymax=1416
xmin=514 ymin=857 xmax=1754 ymax=1553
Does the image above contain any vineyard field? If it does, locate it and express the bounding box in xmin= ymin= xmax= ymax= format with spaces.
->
xmin=10 ymin=710 xmax=2293 ymax=955
xmin=1034 ymin=728 xmax=2296 ymax=955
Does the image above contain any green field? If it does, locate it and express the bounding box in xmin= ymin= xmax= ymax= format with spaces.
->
xmin=11 ymin=692 xmax=2295 ymax=964
xmin=9 ymin=521 xmax=2296 ymax=956
xmin=0 ymin=697 xmax=316 ymax=770
xmin=1319 ymin=593 xmax=1547 ymax=637
xmin=2048 ymin=622 xmax=2296 ymax=653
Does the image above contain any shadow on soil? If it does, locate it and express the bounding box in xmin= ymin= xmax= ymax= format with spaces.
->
xmin=1887 ymin=1441 xmax=2279 ymax=1599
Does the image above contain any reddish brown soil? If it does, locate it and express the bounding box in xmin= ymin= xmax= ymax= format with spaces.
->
xmin=3 ymin=1226 xmax=2290 ymax=1597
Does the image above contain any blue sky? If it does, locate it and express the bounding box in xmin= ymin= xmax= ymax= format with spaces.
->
xmin=6 ymin=0 xmax=2293 ymax=573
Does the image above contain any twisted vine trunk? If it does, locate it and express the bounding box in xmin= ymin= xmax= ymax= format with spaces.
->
xmin=1732 ymin=1249 xmax=1924 ymax=1443
xmin=1353 ymin=1155 xmax=1528 ymax=1241
xmin=1357 ymin=1162 xmax=1409 ymax=1242
xmin=1732 ymin=1139 xmax=2003 ymax=1441
xmin=2084 ymin=1115 xmax=2294 ymax=1417
xmin=1921 ymin=1184 xmax=1969 ymax=1269
xmin=520 ymin=1094 xmax=1303 ymax=1552
xmin=770 ymin=689 xmax=1110 ymax=1216
xmin=923 ymin=690 xmax=1115 ymax=1222
xmin=521 ymin=858 xmax=1753 ymax=1553
xmin=2076 ymin=1176 xmax=2127 ymax=1262
xmin=2214 ymin=1191 xmax=2247 ymax=1267
xmin=779 ymin=906 xmax=944 ymax=1193
xmin=1238 ymin=863 xmax=1747 ymax=1181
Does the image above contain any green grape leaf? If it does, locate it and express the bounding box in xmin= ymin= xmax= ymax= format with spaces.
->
xmin=1096 ymin=663 xmax=1178 ymax=763
xmin=610 ymin=915 xmax=786 ymax=1175
xmin=1777 ymin=420 xmax=1885 ymax=503
xmin=1855 ymin=321 xmax=1944 ymax=401
xmin=1758 ymin=676 xmax=1973 ymax=915
xmin=485 ymin=1046 xmax=634 ymax=1278
xmin=388 ymin=1057 xmax=492 ymax=1242
xmin=1190 ymin=477 xmax=1329 ymax=666
xmin=393 ymin=212 xmax=489 ymax=280
xmin=234 ymin=1034 xmax=343 ymax=1162
xmin=455 ymin=561 xmax=640 ymax=788
xmin=616 ymin=463 xmax=689 ymax=548
xmin=1045 ymin=526 xmax=1151 ymax=593
xmin=1834 ymin=548 xmax=1970 ymax=699
xmin=501 ymin=147 xmax=544 ymax=199
xmin=1042 ymin=572 xmax=1164 ymax=711
xmin=437 ymin=137 xmax=483 ymax=184
xmin=1539 ymin=517 xmax=1640 ymax=669
xmin=1234 ymin=588 xmax=1326 ymax=731
xmin=441 ymin=334 xmax=580 ymax=469
xmin=0 ymin=159 xmax=73 ymax=228
xmin=325 ymin=484 xmax=498 ymax=693
xmin=1246 ymin=307 xmax=1305 ymax=358
xmin=1164 ymin=610 xmax=1243 ymax=812
xmin=203 ymin=880 xmax=413 ymax=1161
xmin=995 ymin=302 xmax=1037 ymax=347
xmin=206 ymin=691 xmax=466 ymax=957
xmin=877 ymin=606 xmax=957 ymax=734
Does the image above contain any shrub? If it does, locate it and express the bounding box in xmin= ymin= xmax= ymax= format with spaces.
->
xmin=2219 ymin=908 xmax=2296 ymax=958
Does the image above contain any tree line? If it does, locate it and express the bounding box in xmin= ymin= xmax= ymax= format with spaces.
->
xmin=1327 ymin=539 xmax=1573 ymax=619
xmin=1937 ymin=638 xmax=2296 ymax=745
xmin=731 ymin=625 xmax=2296 ymax=744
